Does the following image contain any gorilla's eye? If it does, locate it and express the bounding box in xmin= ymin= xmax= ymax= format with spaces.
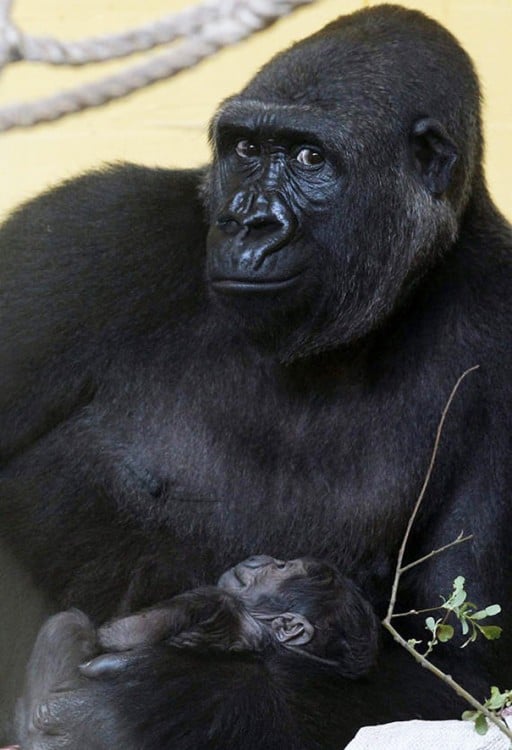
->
xmin=295 ymin=147 xmax=324 ymax=167
xmin=235 ymin=139 xmax=260 ymax=158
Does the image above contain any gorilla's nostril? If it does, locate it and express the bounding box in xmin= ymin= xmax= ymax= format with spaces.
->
xmin=217 ymin=217 xmax=242 ymax=236
xmin=246 ymin=216 xmax=282 ymax=233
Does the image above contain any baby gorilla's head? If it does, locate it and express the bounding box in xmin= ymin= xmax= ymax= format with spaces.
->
xmin=218 ymin=555 xmax=380 ymax=678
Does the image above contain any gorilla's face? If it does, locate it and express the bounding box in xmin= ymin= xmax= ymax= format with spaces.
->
xmin=204 ymin=11 xmax=477 ymax=361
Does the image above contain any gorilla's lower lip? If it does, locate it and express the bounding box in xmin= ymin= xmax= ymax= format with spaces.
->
xmin=211 ymin=272 xmax=303 ymax=294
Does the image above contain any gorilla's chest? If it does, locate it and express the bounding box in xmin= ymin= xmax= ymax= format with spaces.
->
xmin=92 ymin=348 xmax=424 ymax=575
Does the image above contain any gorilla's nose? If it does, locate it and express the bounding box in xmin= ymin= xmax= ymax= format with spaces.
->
xmin=242 ymin=555 xmax=277 ymax=568
xmin=217 ymin=208 xmax=283 ymax=238
xmin=215 ymin=191 xmax=296 ymax=265
xmin=208 ymin=190 xmax=301 ymax=287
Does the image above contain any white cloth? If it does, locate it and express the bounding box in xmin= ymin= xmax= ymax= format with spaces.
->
xmin=345 ymin=719 xmax=510 ymax=750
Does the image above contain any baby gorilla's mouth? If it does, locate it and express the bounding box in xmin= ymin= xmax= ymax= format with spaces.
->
xmin=217 ymin=566 xmax=247 ymax=591
xmin=233 ymin=565 xmax=249 ymax=587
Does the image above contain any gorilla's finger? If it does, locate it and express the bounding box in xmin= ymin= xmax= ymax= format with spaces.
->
xmin=80 ymin=653 xmax=136 ymax=678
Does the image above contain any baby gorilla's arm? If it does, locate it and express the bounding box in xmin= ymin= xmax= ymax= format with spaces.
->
xmin=82 ymin=587 xmax=253 ymax=678
xmin=99 ymin=586 xmax=229 ymax=650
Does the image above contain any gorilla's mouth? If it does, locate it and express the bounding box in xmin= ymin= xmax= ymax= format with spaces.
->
xmin=233 ymin=565 xmax=249 ymax=586
xmin=217 ymin=566 xmax=247 ymax=591
xmin=211 ymin=272 xmax=303 ymax=295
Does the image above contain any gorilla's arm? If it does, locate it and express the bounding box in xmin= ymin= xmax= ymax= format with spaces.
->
xmin=15 ymin=611 xmax=133 ymax=750
xmin=0 ymin=165 xmax=207 ymax=462
xmin=17 ymin=611 xmax=472 ymax=750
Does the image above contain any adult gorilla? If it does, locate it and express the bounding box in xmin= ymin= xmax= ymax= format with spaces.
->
xmin=1 ymin=3 xmax=512 ymax=748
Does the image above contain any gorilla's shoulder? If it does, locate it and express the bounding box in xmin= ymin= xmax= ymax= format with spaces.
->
xmin=0 ymin=164 xmax=209 ymax=307
xmin=2 ymin=164 xmax=207 ymax=249
xmin=0 ymin=163 xmax=209 ymax=378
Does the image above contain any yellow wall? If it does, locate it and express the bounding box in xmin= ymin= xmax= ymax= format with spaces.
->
xmin=1 ymin=0 xmax=511 ymax=220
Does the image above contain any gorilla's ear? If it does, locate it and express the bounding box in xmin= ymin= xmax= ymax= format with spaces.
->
xmin=271 ymin=613 xmax=314 ymax=646
xmin=410 ymin=117 xmax=458 ymax=197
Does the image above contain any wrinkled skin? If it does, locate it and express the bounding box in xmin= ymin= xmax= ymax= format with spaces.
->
xmin=1 ymin=4 xmax=512 ymax=749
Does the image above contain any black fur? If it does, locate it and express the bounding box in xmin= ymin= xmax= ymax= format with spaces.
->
xmin=17 ymin=560 xmax=380 ymax=749
xmin=2 ymin=4 xmax=512 ymax=748
xmin=14 ymin=610 xmax=457 ymax=750
xmin=86 ymin=556 xmax=380 ymax=678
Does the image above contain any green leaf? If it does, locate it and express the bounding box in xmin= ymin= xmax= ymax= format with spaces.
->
xmin=478 ymin=625 xmax=502 ymax=640
xmin=449 ymin=592 xmax=467 ymax=609
xmin=425 ymin=617 xmax=437 ymax=634
xmin=458 ymin=602 xmax=472 ymax=616
xmin=461 ymin=619 xmax=469 ymax=636
xmin=485 ymin=604 xmax=502 ymax=617
xmin=472 ymin=610 xmax=491 ymax=621
xmin=462 ymin=710 xmax=478 ymax=722
xmin=475 ymin=714 xmax=489 ymax=735
xmin=472 ymin=605 xmax=501 ymax=620
xmin=437 ymin=624 xmax=454 ymax=642
xmin=486 ymin=686 xmax=507 ymax=710
xmin=444 ymin=577 xmax=468 ymax=609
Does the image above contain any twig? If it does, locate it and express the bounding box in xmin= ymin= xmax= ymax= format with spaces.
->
xmin=385 ymin=365 xmax=479 ymax=622
xmin=399 ymin=531 xmax=473 ymax=575
xmin=393 ymin=605 xmax=457 ymax=619
xmin=382 ymin=364 xmax=512 ymax=742
xmin=382 ymin=621 xmax=512 ymax=741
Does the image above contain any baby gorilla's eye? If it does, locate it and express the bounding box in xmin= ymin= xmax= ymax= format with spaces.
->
xmin=295 ymin=147 xmax=324 ymax=167
xmin=235 ymin=139 xmax=260 ymax=158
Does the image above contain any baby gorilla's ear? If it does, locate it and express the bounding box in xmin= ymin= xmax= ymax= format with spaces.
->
xmin=271 ymin=613 xmax=314 ymax=646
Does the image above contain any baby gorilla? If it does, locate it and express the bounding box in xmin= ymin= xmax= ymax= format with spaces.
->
xmin=84 ymin=555 xmax=379 ymax=677
xmin=15 ymin=556 xmax=379 ymax=750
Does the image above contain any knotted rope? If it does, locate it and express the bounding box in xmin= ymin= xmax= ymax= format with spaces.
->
xmin=0 ymin=0 xmax=313 ymax=131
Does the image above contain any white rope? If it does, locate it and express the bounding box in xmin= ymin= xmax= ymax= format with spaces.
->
xmin=2 ymin=1 xmax=229 ymax=65
xmin=0 ymin=0 xmax=314 ymax=131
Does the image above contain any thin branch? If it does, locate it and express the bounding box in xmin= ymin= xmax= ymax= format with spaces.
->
xmin=382 ymin=619 xmax=512 ymax=742
xmin=385 ymin=365 xmax=480 ymax=622
xmin=381 ymin=364 xmax=512 ymax=743
xmin=400 ymin=532 xmax=473 ymax=574
xmin=392 ymin=605 xmax=448 ymax=619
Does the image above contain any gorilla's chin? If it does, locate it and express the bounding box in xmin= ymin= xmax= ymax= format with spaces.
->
xmin=209 ymin=287 xmax=375 ymax=365
xmin=210 ymin=280 xmax=323 ymax=362
xmin=218 ymin=279 xmax=408 ymax=365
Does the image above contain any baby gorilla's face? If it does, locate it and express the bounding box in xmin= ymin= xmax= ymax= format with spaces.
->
xmin=217 ymin=555 xmax=308 ymax=606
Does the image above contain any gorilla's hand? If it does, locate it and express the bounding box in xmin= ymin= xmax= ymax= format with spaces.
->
xmin=15 ymin=610 xmax=124 ymax=750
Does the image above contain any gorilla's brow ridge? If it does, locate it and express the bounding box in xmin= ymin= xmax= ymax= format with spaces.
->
xmin=211 ymin=98 xmax=349 ymax=153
